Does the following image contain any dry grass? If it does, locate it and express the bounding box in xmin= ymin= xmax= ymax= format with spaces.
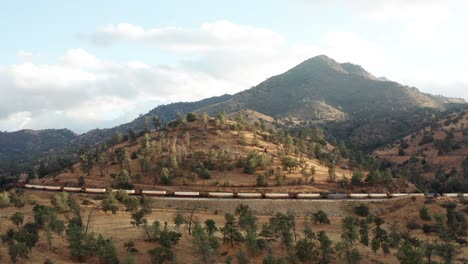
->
xmin=0 ymin=191 xmax=466 ymax=263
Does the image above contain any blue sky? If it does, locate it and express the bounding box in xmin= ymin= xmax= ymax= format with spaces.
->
xmin=1 ymin=0 xmax=467 ymax=133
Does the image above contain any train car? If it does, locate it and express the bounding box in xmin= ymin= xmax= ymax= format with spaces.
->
xmin=463 ymin=193 xmax=468 ymax=198
xmin=327 ymin=193 xmax=348 ymax=199
xmin=237 ymin=192 xmax=262 ymax=199
xmin=43 ymin=185 xmax=62 ymax=191
xmin=25 ymin=184 xmax=43 ymax=190
xmin=111 ymin=189 xmax=135 ymax=195
xmin=63 ymin=187 xmax=82 ymax=192
xmin=174 ymin=191 xmax=200 ymax=197
xmin=408 ymin=193 xmax=425 ymax=197
xmin=296 ymin=193 xmax=321 ymax=199
xmin=444 ymin=193 xmax=459 ymax=198
xmin=349 ymin=193 xmax=369 ymax=199
xmin=391 ymin=193 xmax=409 ymax=198
xmin=141 ymin=190 xmax=167 ymax=196
xmin=84 ymin=187 xmax=107 ymax=194
xmin=368 ymin=193 xmax=388 ymax=199
xmin=264 ymin=193 xmax=289 ymax=199
xmin=208 ymin=192 xmax=234 ymax=198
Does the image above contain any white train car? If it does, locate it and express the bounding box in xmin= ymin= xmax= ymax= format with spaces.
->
xmin=408 ymin=193 xmax=425 ymax=197
xmin=142 ymin=190 xmax=167 ymax=196
xmin=85 ymin=188 xmax=107 ymax=194
xmin=265 ymin=193 xmax=289 ymax=199
xmin=63 ymin=187 xmax=82 ymax=192
xmin=463 ymin=193 xmax=468 ymax=198
xmin=349 ymin=193 xmax=369 ymax=199
xmin=297 ymin=193 xmax=321 ymax=199
xmin=391 ymin=193 xmax=409 ymax=198
xmin=208 ymin=192 xmax=234 ymax=198
xmin=25 ymin=184 xmax=43 ymax=190
xmin=368 ymin=193 xmax=388 ymax=199
xmin=174 ymin=191 xmax=200 ymax=197
xmin=44 ymin=186 xmax=62 ymax=191
xmin=237 ymin=192 xmax=262 ymax=198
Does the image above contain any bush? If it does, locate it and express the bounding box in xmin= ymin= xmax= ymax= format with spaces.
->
xmin=194 ymin=167 xmax=211 ymax=179
xmin=419 ymin=206 xmax=432 ymax=221
xmin=0 ymin=192 xmax=10 ymax=208
xmin=351 ymin=171 xmax=363 ymax=185
xmin=256 ymin=174 xmax=268 ymax=187
xmin=422 ymin=224 xmax=437 ymax=234
xmin=313 ymin=210 xmax=330 ymax=224
xmin=354 ymin=204 xmax=369 ymax=217
xmin=186 ymin=112 xmax=198 ymax=122
xmin=406 ymin=221 xmax=420 ymax=230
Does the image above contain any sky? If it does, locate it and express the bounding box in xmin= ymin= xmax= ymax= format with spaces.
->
xmin=1 ymin=0 xmax=468 ymax=133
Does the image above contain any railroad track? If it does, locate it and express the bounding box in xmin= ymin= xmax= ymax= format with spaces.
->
xmin=21 ymin=184 xmax=467 ymax=200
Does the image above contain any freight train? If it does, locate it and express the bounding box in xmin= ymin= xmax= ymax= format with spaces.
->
xmin=22 ymin=184 xmax=467 ymax=199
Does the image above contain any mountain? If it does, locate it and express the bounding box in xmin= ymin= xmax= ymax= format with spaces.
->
xmin=1 ymin=55 xmax=467 ymax=179
xmin=374 ymin=108 xmax=468 ymax=192
xmin=195 ymin=55 xmax=466 ymax=148
xmin=197 ymin=55 xmax=462 ymax=118
xmin=0 ymin=129 xmax=77 ymax=175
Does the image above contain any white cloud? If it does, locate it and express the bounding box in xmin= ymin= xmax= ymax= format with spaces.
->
xmin=86 ymin=20 xmax=284 ymax=54
xmin=16 ymin=50 xmax=40 ymax=61
xmin=0 ymin=48 xmax=239 ymax=132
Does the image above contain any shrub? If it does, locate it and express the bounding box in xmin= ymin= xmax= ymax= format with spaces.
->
xmin=194 ymin=167 xmax=211 ymax=179
xmin=313 ymin=210 xmax=330 ymax=224
xmin=354 ymin=204 xmax=370 ymax=217
xmin=256 ymin=174 xmax=268 ymax=187
xmin=186 ymin=112 xmax=198 ymax=122
xmin=419 ymin=206 xmax=432 ymax=221
xmin=351 ymin=171 xmax=363 ymax=185
xmin=0 ymin=192 xmax=10 ymax=208
xmin=406 ymin=221 xmax=420 ymax=230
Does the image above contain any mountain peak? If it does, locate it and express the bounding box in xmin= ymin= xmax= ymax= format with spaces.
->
xmin=294 ymin=55 xmax=376 ymax=80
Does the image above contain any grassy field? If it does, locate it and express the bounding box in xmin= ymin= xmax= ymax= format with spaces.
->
xmin=0 ymin=190 xmax=466 ymax=263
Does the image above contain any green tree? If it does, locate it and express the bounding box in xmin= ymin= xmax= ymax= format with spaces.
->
xmin=337 ymin=216 xmax=360 ymax=264
xmin=148 ymin=246 xmax=174 ymax=264
xmin=80 ymin=152 xmax=94 ymax=176
xmin=96 ymin=234 xmax=119 ymax=264
xmin=205 ymin=219 xmax=218 ymax=237
xmin=295 ymin=238 xmax=317 ymax=263
xmin=317 ymin=231 xmax=334 ymax=264
xmin=312 ymin=210 xmax=330 ymax=224
xmin=115 ymin=169 xmax=133 ymax=189
xmin=192 ymin=223 xmax=219 ymax=264
xmin=152 ymin=115 xmax=160 ymax=130
xmin=10 ymin=212 xmax=24 ymax=226
xmin=102 ymin=190 xmax=119 ymax=214
xmin=221 ymin=213 xmax=243 ymax=247
xmin=358 ymin=219 xmax=369 ymax=246
xmin=419 ymin=206 xmax=432 ymax=221
xmin=396 ymin=241 xmax=424 ymax=264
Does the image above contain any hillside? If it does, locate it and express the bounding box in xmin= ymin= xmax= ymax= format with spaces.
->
xmin=33 ymin=113 xmax=414 ymax=193
xmin=0 ymin=129 xmax=77 ymax=175
xmin=374 ymin=108 xmax=468 ymax=192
